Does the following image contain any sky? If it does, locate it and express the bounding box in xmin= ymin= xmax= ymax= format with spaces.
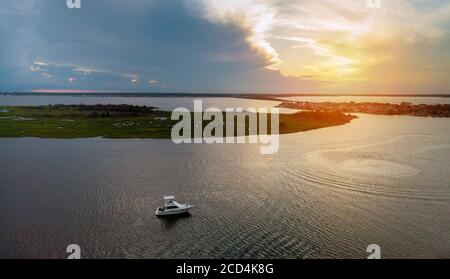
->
xmin=0 ymin=0 xmax=449 ymax=94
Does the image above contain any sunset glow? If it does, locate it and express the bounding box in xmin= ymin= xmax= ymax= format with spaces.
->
xmin=195 ymin=0 xmax=450 ymax=92
xmin=1 ymin=0 xmax=449 ymax=93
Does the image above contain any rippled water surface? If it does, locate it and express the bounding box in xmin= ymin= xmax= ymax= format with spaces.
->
xmin=0 ymin=97 xmax=449 ymax=258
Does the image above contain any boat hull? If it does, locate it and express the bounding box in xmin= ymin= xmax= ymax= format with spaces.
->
xmin=155 ymin=206 xmax=193 ymax=216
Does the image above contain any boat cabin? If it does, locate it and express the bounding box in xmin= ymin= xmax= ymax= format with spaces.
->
xmin=157 ymin=196 xmax=180 ymax=211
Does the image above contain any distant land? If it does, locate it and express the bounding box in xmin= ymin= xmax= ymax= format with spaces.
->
xmin=1 ymin=92 xmax=450 ymax=100
xmin=277 ymin=101 xmax=450 ymax=118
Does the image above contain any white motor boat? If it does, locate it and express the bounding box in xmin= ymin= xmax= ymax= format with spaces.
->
xmin=155 ymin=196 xmax=194 ymax=216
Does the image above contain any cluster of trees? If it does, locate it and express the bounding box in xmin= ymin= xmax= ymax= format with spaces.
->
xmin=50 ymin=104 xmax=158 ymax=116
xmin=291 ymin=110 xmax=357 ymax=121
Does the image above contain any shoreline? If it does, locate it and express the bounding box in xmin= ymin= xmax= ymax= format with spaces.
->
xmin=277 ymin=101 xmax=450 ymax=118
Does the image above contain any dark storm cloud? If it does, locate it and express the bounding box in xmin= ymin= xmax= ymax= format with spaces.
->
xmin=0 ymin=0 xmax=312 ymax=92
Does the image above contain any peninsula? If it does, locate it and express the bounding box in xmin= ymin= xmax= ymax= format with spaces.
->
xmin=277 ymin=101 xmax=450 ymax=117
xmin=0 ymin=104 xmax=356 ymax=139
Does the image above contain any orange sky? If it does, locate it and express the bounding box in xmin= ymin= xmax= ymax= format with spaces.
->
xmin=195 ymin=0 xmax=450 ymax=93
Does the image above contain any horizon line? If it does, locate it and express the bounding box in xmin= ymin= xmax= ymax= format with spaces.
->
xmin=2 ymin=91 xmax=450 ymax=98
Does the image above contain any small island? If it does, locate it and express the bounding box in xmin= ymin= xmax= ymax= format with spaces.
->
xmin=277 ymin=101 xmax=450 ymax=117
xmin=0 ymin=104 xmax=356 ymax=139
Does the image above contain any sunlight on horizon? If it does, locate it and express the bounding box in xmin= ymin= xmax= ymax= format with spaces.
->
xmin=195 ymin=0 xmax=450 ymax=92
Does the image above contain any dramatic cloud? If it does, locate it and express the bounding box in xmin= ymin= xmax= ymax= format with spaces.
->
xmin=0 ymin=0 xmax=449 ymax=93
xmin=195 ymin=0 xmax=450 ymax=93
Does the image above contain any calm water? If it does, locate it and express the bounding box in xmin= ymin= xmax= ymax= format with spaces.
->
xmin=280 ymin=96 xmax=450 ymax=105
xmin=0 ymin=95 xmax=280 ymax=110
xmin=0 ymin=96 xmax=449 ymax=258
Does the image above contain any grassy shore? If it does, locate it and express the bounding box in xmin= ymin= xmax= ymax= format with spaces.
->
xmin=0 ymin=105 xmax=356 ymax=139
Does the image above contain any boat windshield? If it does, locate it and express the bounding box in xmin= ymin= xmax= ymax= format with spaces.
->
xmin=166 ymin=205 xmax=178 ymax=209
